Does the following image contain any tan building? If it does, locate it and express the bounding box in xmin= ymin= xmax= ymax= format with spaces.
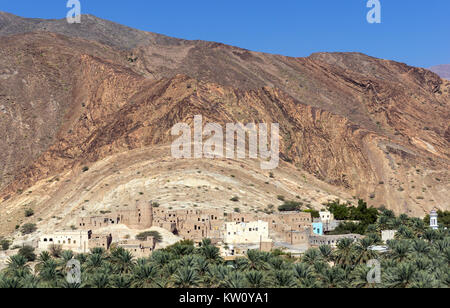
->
xmin=88 ymin=232 xmax=112 ymax=250
xmin=38 ymin=231 xmax=90 ymax=253
xmin=77 ymin=202 xmax=153 ymax=230
xmin=283 ymin=230 xmax=309 ymax=246
xmin=76 ymin=202 xmax=315 ymax=248
xmin=117 ymin=237 xmax=156 ymax=258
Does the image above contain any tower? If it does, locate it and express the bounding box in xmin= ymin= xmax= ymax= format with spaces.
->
xmin=430 ymin=209 xmax=438 ymax=230
xmin=136 ymin=201 xmax=153 ymax=229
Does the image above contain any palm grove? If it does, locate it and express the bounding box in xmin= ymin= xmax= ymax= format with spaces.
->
xmin=0 ymin=203 xmax=449 ymax=288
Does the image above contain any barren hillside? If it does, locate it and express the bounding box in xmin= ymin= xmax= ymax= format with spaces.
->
xmin=0 ymin=12 xmax=449 ymax=235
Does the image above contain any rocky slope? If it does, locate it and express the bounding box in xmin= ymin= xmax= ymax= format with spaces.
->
xmin=0 ymin=12 xmax=449 ymax=235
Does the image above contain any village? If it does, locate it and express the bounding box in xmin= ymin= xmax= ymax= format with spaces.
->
xmin=33 ymin=201 xmax=366 ymax=258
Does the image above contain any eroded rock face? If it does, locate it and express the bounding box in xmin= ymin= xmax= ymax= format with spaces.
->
xmin=0 ymin=14 xmax=449 ymax=221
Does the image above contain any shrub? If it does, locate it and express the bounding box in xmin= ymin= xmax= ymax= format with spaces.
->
xmin=24 ymin=209 xmax=34 ymax=217
xmin=278 ymin=201 xmax=302 ymax=212
xmin=303 ymin=209 xmax=320 ymax=218
xmin=20 ymin=223 xmax=37 ymax=235
xmin=18 ymin=245 xmax=36 ymax=262
xmin=49 ymin=244 xmax=63 ymax=258
xmin=136 ymin=231 xmax=162 ymax=243
xmin=0 ymin=239 xmax=10 ymax=251
xmin=277 ymin=195 xmax=285 ymax=201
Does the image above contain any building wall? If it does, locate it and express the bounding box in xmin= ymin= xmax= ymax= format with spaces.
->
xmin=222 ymin=220 xmax=270 ymax=245
xmin=77 ymin=202 xmax=152 ymax=230
xmin=283 ymin=230 xmax=309 ymax=245
xmin=88 ymin=233 xmax=112 ymax=250
xmin=117 ymin=237 xmax=155 ymax=258
xmin=381 ymin=230 xmax=397 ymax=243
xmin=38 ymin=231 xmax=90 ymax=253
xmin=309 ymin=234 xmax=362 ymax=248
xmin=312 ymin=222 xmax=323 ymax=235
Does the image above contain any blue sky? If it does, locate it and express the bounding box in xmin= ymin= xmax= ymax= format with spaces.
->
xmin=1 ymin=0 xmax=449 ymax=68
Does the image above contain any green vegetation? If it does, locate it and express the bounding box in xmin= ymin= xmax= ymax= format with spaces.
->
xmin=0 ymin=239 xmax=10 ymax=251
xmin=24 ymin=209 xmax=34 ymax=217
xmin=326 ymin=199 xmax=378 ymax=235
xmin=18 ymin=246 xmax=36 ymax=262
xmin=230 ymin=196 xmax=239 ymax=202
xmin=136 ymin=231 xmax=162 ymax=243
xmin=303 ymin=209 xmax=320 ymax=219
xmin=277 ymin=195 xmax=285 ymax=201
xmin=278 ymin=201 xmax=302 ymax=212
xmin=20 ymin=223 xmax=37 ymax=235
xmin=1 ymin=227 xmax=448 ymax=288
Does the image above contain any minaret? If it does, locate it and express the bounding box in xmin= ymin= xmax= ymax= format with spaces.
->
xmin=430 ymin=209 xmax=439 ymax=230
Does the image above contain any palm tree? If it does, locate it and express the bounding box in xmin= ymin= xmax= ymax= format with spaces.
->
xmin=149 ymin=250 xmax=171 ymax=269
xmin=349 ymin=265 xmax=377 ymax=288
xmin=205 ymin=264 xmax=233 ymax=287
xmin=0 ymin=276 xmax=22 ymax=288
xmin=84 ymin=253 xmax=105 ymax=273
xmin=245 ymin=270 xmax=269 ymax=288
xmin=38 ymin=259 xmax=63 ymax=287
xmin=317 ymin=266 xmax=346 ymax=288
xmin=411 ymin=239 xmax=431 ymax=256
xmin=318 ymin=245 xmax=333 ymax=263
xmin=110 ymin=274 xmax=132 ymax=288
xmin=172 ymin=266 xmax=201 ymax=288
xmin=410 ymin=271 xmax=438 ymax=288
xmin=199 ymin=244 xmax=221 ymax=262
xmin=88 ymin=273 xmax=110 ymax=288
xmin=389 ymin=241 xmax=412 ymax=262
xmin=244 ymin=250 xmax=269 ymax=271
xmin=423 ymin=229 xmax=438 ymax=243
xmin=293 ymin=263 xmax=313 ymax=284
xmin=20 ymin=274 xmax=40 ymax=288
xmin=354 ymin=238 xmax=378 ymax=264
xmin=35 ymin=251 xmax=52 ymax=274
xmin=384 ymin=262 xmax=416 ymax=288
xmin=334 ymin=238 xmax=355 ymax=268
xmin=132 ymin=263 xmax=160 ymax=288
xmin=270 ymin=270 xmax=296 ymax=288
xmin=5 ymin=255 xmax=30 ymax=277
xmin=58 ymin=250 xmax=75 ymax=272
xmin=301 ymin=248 xmax=322 ymax=265
xmin=113 ymin=248 xmax=135 ymax=274
xmin=222 ymin=271 xmax=247 ymax=288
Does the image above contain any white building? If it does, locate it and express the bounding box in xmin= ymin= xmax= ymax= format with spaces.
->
xmin=381 ymin=230 xmax=397 ymax=243
xmin=222 ymin=220 xmax=270 ymax=245
xmin=319 ymin=211 xmax=334 ymax=224
xmin=38 ymin=231 xmax=90 ymax=253
xmin=430 ymin=210 xmax=439 ymax=230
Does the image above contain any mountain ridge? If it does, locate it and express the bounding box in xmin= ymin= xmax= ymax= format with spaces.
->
xmin=0 ymin=13 xmax=448 ymax=234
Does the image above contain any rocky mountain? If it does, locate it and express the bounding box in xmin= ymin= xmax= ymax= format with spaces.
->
xmin=0 ymin=12 xmax=449 ymax=235
xmin=429 ymin=64 xmax=450 ymax=80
